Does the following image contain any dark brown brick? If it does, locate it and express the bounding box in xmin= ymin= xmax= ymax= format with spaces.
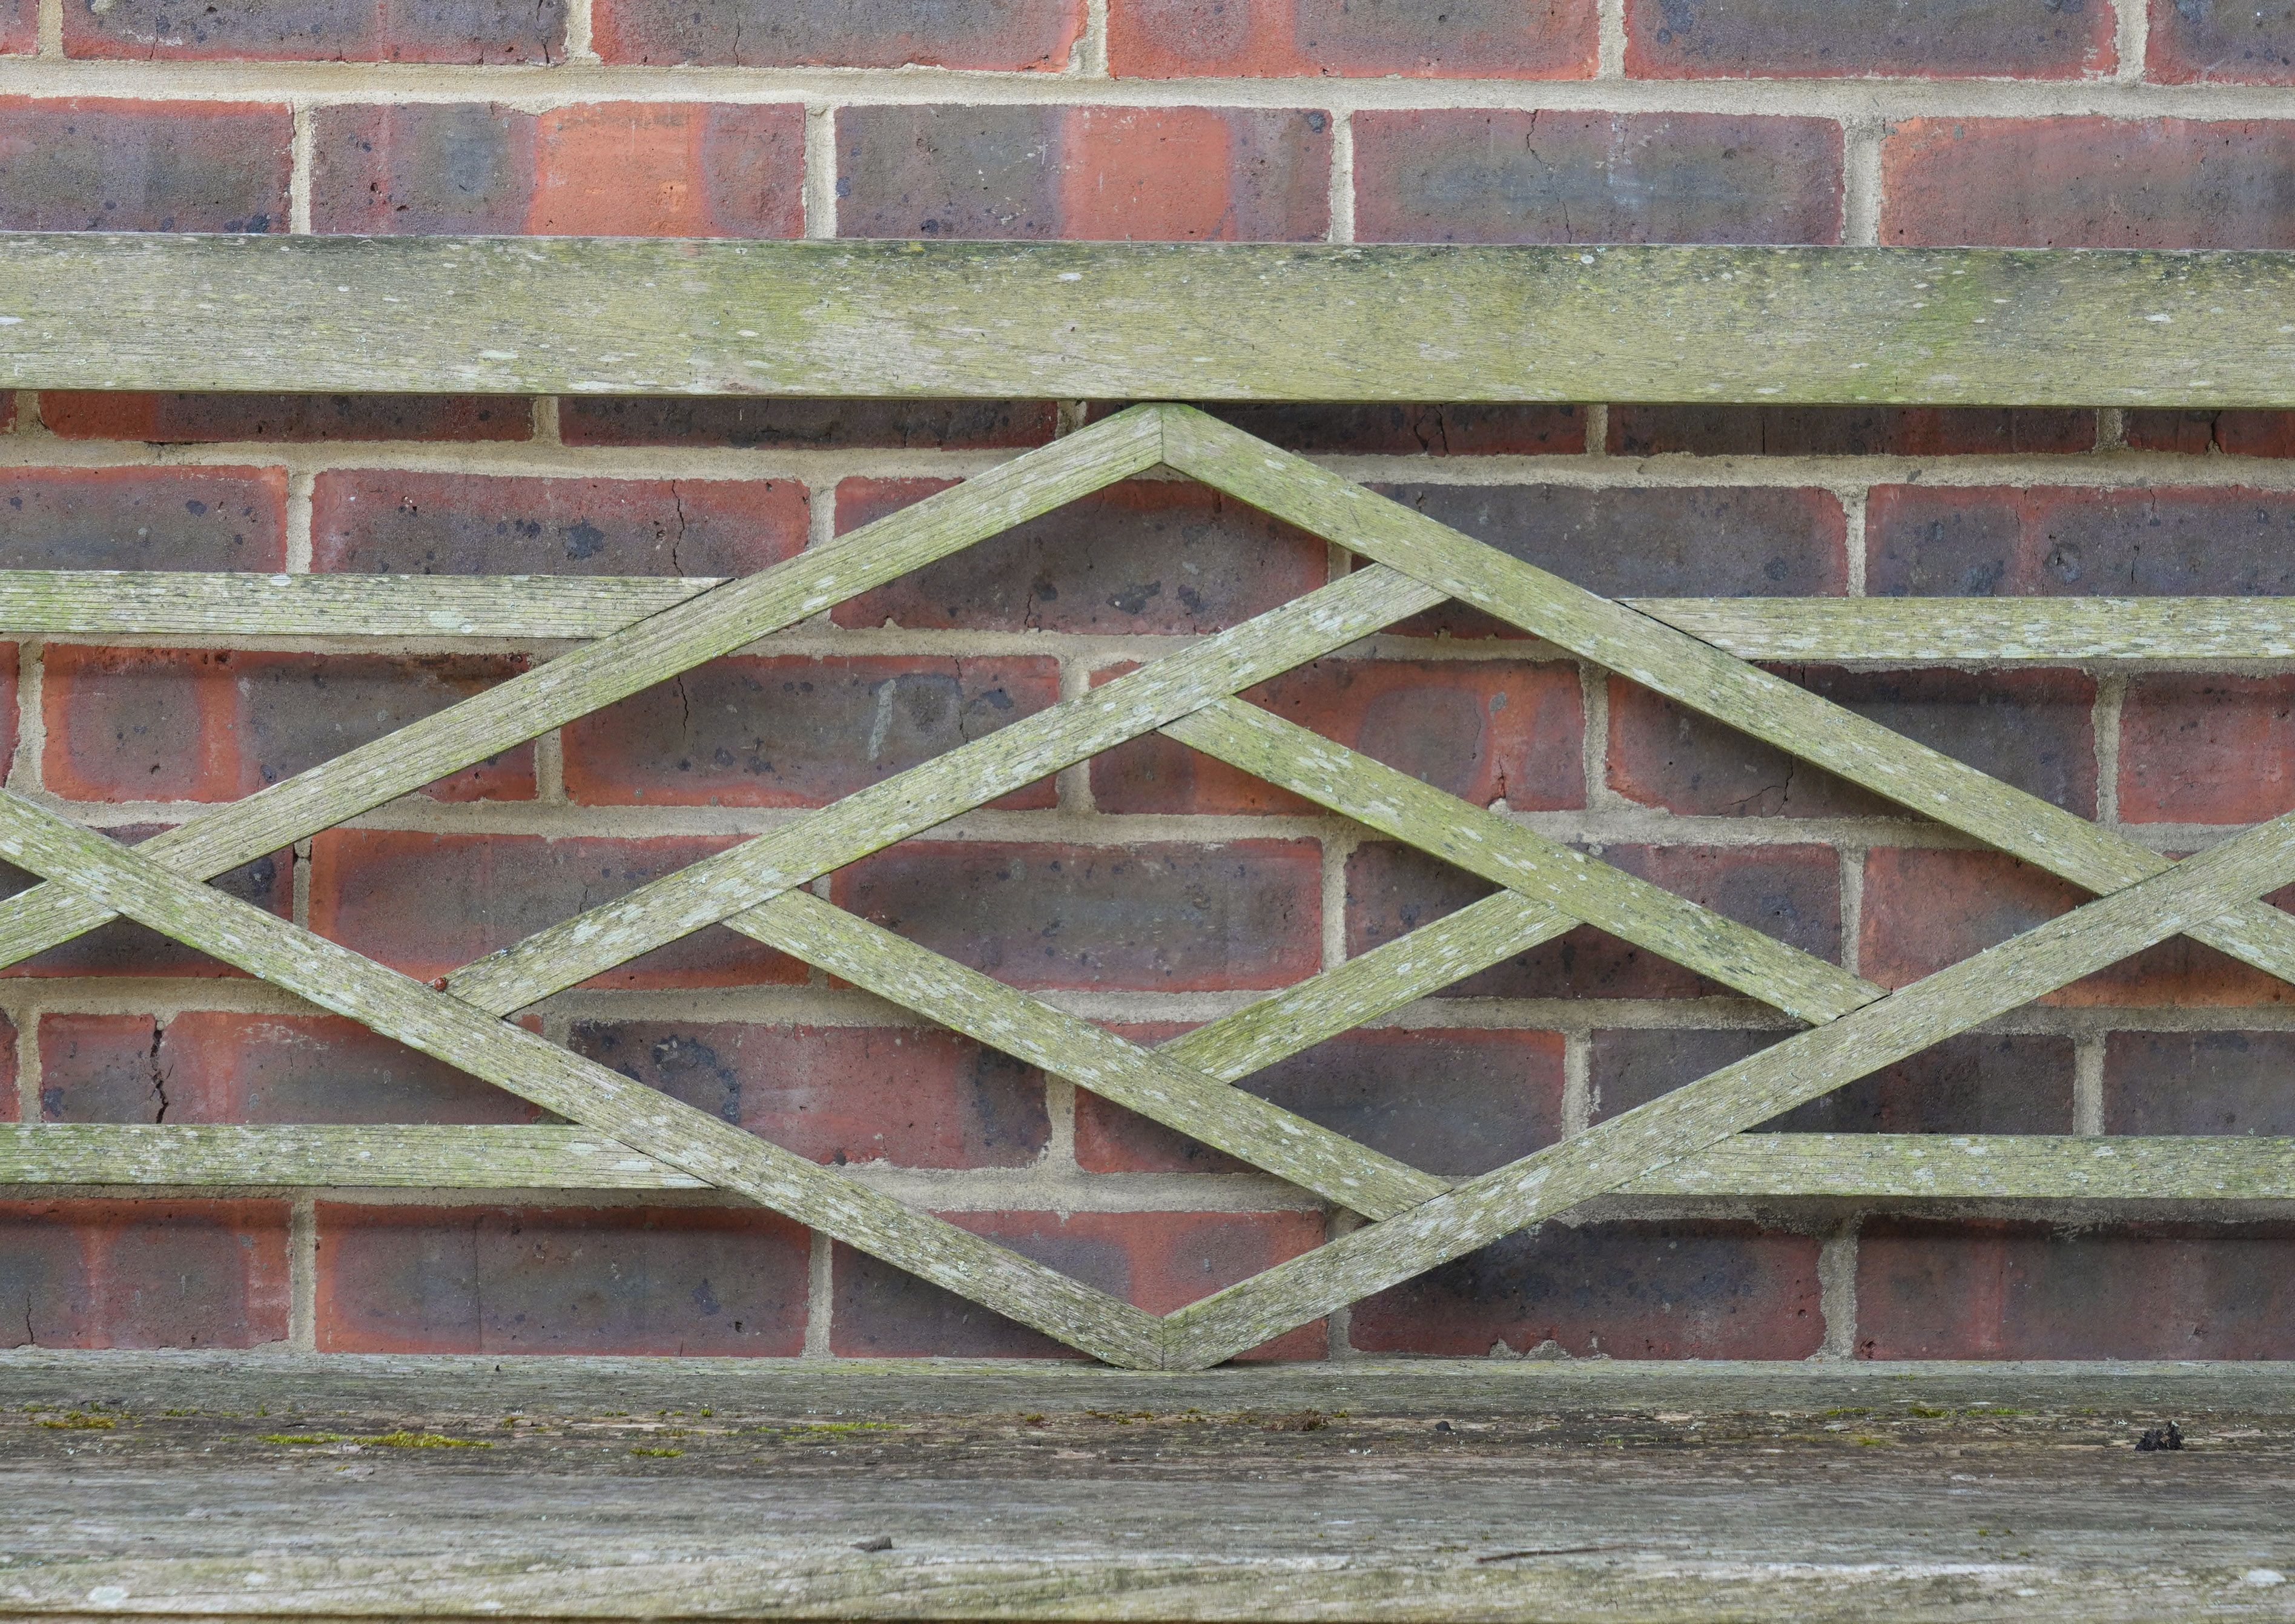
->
xmin=1353 ymin=110 xmax=1843 ymax=244
xmin=0 ymin=468 xmax=287 ymax=571
xmin=2124 ymin=409 xmax=2295 ymax=457
xmin=2149 ymin=0 xmax=2295 ymax=82
xmin=1109 ymin=0 xmax=1598 ymax=77
xmin=594 ymin=0 xmax=1083 ymax=67
xmin=39 ymin=394 xmax=530 ymax=443
xmin=2105 ymin=1031 xmax=2295 ymax=1135
xmin=1868 ymin=485 xmax=2295 ymax=597
xmin=0 ymin=1200 xmax=289 ymax=1347
xmin=567 ymin=1022 xmax=1051 ymax=1167
xmin=1608 ymin=404 xmax=2096 ymax=457
xmin=66 ymin=0 xmax=561 ymax=61
xmin=316 ymin=1205 xmax=810 ymax=1355
xmin=1085 ymin=401 xmax=1588 ymax=455
xmin=1624 ymin=0 xmax=2113 ymax=78
xmin=560 ymin=398 xmax=1058 ymax=450
xmin=0 ymin=99 xmax=289 ymax=232
xmin=836 ymin=105 xmax=1330 ymax=241
xmin=0 ymin=828 xmax=290 ymax=980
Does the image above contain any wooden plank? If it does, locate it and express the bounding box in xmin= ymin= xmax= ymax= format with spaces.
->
xmin=445 ymin=563 xmax=1445 ymax=1017
xmin=1167 ymin=698 xmax=1883 ymax=1025
xmin=6 ymin=236 xmax=2295 ymax=404
xmin=0 ymin=1123 xmax=706 ymax=1188
xmin=1165 ymin=796 xmax=2295 ymax=1368
xmin=1163 ymin=405 xmax=2295 ymax=994
xmin=1623 ymin=1132 xmax=2295 ymax=1198
xmin=1639 ymin=595 xmax=2295 ymax=663
xmin=0 ymin=407 xmax=1167 ymax=977
xmin=0 ymin=788 xmax=1168 ymax=1369
xmin=731 ymin=890 xmax=1451 ymax=1220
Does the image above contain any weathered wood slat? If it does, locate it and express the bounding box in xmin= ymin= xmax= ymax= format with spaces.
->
xmin=0 ymin=1123 xmax=708 ymax=1187
xmin=1640 ymin=595 xmax=2295 ymax=663
xmin=5 ymin=236 xmax=2295 ymax=404
xmin=0 ymin=788 xmax=1169 ymax=1369
xmin=1166 ymin=798 xmax=2295 ymax=1368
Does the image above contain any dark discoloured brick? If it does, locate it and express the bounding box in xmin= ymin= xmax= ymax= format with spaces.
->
xmin=0 ymin=1013 xmax=18 ymax=1123
xmin=1590 ymin=1028 xmax=2073 ymax=1132
xmin=39 ymin=394 xmax=531 ymax=443
xmin=316 ymin=1205 xmax=810 ymax=1355
xmin=1608 ymin=667 xmax=2098 ymax=818
xmin=595 ymin=0 xmax=1083 ymax=67
xmin=0 ymin=469 xmax=286 ymax=572
xmin=561 ymin=398 xmax=1058 ymax=450
xmin=832 ymin=840 xmax=1323 ymax=992
xmin=2119 ymin=675 xmax=2295 ymax=824
xmin=307 ymin=830 xmax=806 ymax=989
xmin=1347 ymin=841 xmax=1841 ymax=1002
xmin=1624 ymin=0 xmax=2112 ymax=78
xmin=836 ymin=105 xmax=1330 ymax=240
xmin=2150 ymin=0 xmax=2295 ymax=82
xmin=39 ymin=1012 xmax=535 ymax=1124
xmin=567 ymin=1022 xmax=1051 ymax=1167
xmin=42 ymin=648 xmax=533 ymax=804
xmin=1353 ymin=111 xmax=1843 ymax=245
xmin=1608 ymin=405 xmax=2096 ymax=457
xmin=311 ymin=471 xmax=806 ymax=576
xmin=831 ymin=1210 xmax=1326 ymax=1359
xmin=312 ymin=103 xmax=803 ymax=236
xmin=1881 ymin=117 xmax=2295 ymax=246
xmin=832 ymin=479 xmax=1328 ymax=634
xmin=0 ymin=1200 xmax=289 ymax=1347
xmin=1086 ymin=401 xmax=1587 ymax=455
xmin=1078 ymin=1027 xmax=1565 ymax=1178
xmin=1857 ymin=1218 xmax=2295 ymax=1358
xmin=2124 ymin=409 xmax=2295 ymax=456
xmin=1869 ymin=485 xmax=2295 ymax=596
xmin=562 ymin=655 xmax=1062 ymax=809
xmin=1091 ymin=657 xmax=1585 ymax=816
xmin=1109 ymin=0 xmax=1597 ymax=76
xmin=2105 ymin=1031 xmax=2295 ymax=1135
xmin=66 ymin=0 xmax=562 ymax=61
xmin=0 ymin=828 xmax=290 ymax=980
xmin=1350 ymin=1220 xmax=1824 ymax=1358
xmin=0 ymin=99 xmax=289 ymax=232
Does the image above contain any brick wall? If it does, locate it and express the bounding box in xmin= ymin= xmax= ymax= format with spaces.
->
xmin=4 ymin=0 xmax=2294 ymax=1363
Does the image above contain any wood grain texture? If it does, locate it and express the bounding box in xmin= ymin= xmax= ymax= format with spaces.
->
xmin=0 ymin=1123 xmax=707 ymax=1188
xmin=1640 ymin=596 xmax=2295 ymax=663
xmin=5 ymin=236 xmax=2295 ymax=404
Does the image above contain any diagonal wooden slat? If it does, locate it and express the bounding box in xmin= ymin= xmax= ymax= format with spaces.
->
xmin=0 ymin=788 xmax=1169 ymax=1369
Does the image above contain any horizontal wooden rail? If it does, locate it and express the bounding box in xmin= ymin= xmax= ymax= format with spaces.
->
xmin=3 ymin=237 xmax=2294 ymax=404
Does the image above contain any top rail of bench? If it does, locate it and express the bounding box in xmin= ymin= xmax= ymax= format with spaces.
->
xmin=3 ymin=236 xmax=2292 ymax=404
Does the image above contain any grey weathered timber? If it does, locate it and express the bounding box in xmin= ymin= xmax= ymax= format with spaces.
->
xmin=1166 ymin=799 xmax=2295 ymax=1367
xmin=0 ymin=408 xmax=1167 ymax=979
xmin=7 ymin=236 xmax=2295 ymax=405
xmin=446 ymin=564 xmax=1445 ymax=1016
xmin=0 ymin=1123 xmax=707 ymax=1188
xmin=1160 ymin=406 xmax=2295 ymax=993
xmin=731 ymin=890 xmax=1451 ymax=1220
xmin=1167 ymin=698 xmax=1882 ymax=1025
xmin=0 ymin=788 xmax=1167 ymax=1370
xmin=1640 ymin=595 xmax=2295 ymax=664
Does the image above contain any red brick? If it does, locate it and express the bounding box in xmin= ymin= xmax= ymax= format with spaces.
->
xmin=39 ymin=1012 xmax=535 ymax=1125
xmin=832 ymin=478 xmax=1328 ymax=635
xmin=0 ymin=827 xmax=290 ymax=980
xmin=2124 ymin=409 xmax=2295 ymax=457
xmin=567 ymin=1021 xmax=1050 ymax=1167
xmin=1608 ymin=667 xmax=2098 ymax=819
xmin=66 ymin=0 xmax=560 ymax=60
xmin=41 ymin=647 xmax=533 ymax=804
xmin=1624 ymin=0 xmax=2112 ymax=78
xmin=2120 ymin=675 xmax=2295 ymax=824
xmin=1088 ymin=401 xmax=1587 ymax=455
xmin=833 ymin=839 xmax=1323 ymax=992
xmin=0 ymin=1012 xmax=17 ymax=1122
xmin=1868 ymin=484 xmax=2295 ymax=596
xmin=1354 ymin=111 xmax=1842 ymax=245
xmin=1077 ymin=1026 xmax=1565 ymax=1178
xmin=561 ymin=655 xmax=1062 ymax=810
xmin=311 ymin=470 xmax=805 ymax=577
xmin=312 ymin=103 xmax=803 ymax=236
xmin=1350 ymin=1220 xmax=1824 ymax=1358
xmin=594 ymin=0 xmax=1082 ymax=67
xmin=0 ymin=99 xmax=289 ymax=232
xmin=1857 ymin=1218 xmax=2295 ymax=1359
xmin=2107 ymin=1030 xmax=2295 ymax=1135
xmin=1347 ymin=840 xmax=1841 ymax=1002
xmin=0 ymin=467 xmax=286 ymax=572
xmin=39 ymin=394 xmax=531 ymax=443
xmin=1608 ymin=405 xmax=2096 ymax=457
xmin=560 ymin=398 xmax=1058 ymax=450
xmin=2149 ymin=0 xmax=2295 ymax=82
xmin=831 ymin=1209 xmax=1326 ymax=1359
xmin=0 ymin=0 xmax=27 ymax=51
xmin=316 ymin=1204 xmax=810 ymax=1355
xmin=0 ymin=642 xmax=17 ymax=777
xmin=1092 ymin=656 xmax=1585 ymax=817
xmin=836 ymin=105 xmax=1330 ymax=241
xmin=1109 ymin=0 xmax=1597 ymax=77
xmin=1881 ymin=117 xmax=2295 ymax=247
xmin=0 ymin=1200 xmax=289 ymax=1347
xmin=307 ymin=830 xmax=806 ymax=989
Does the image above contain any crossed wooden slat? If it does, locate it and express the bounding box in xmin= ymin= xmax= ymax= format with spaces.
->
xmin=5 ymin=402 xmax=2295 ymax=1369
